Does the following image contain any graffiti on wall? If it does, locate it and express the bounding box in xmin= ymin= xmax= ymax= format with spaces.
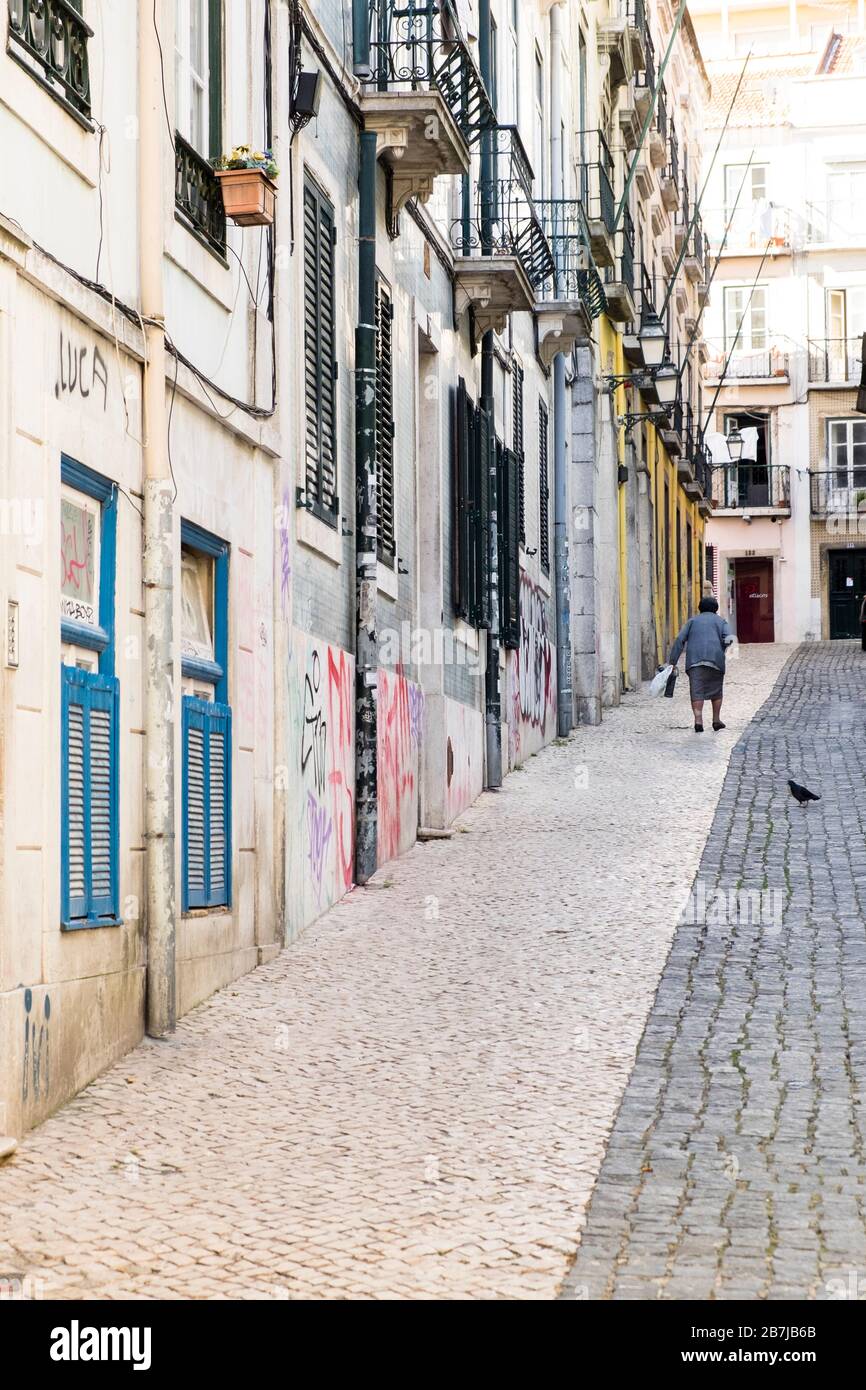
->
xmin=445 ymin=698 xmax=484 ymax=823
xmin=377 ymin=666 xmax=425 ymax=866
xmin=289 ymin=635 xmax=355 ymax=922
xmin=55 ymin=330 xmax=109 ymax=409
xmin=509 ymin=573 xmax=557 ymax=765
xmin=22 ymin=989 xmax=50 ymax=1104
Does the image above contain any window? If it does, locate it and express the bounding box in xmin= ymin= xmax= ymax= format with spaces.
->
xmin=303 ymin=176 xmax=339 ymax=525
xmin=828 ymin=418 xmax=866 ymax=492
xmin=489 ymin=15 xmax=498 ymax=114
xmin=7 ymin=0 xmax=92 ymax=122
xmin=60 ymin=457 xmax=119 ymax=930
xmin=181 ymin=522 xmax=231 ymax=911
xmin=539 ymin=399 xmax=550 ymax=575
xmin=453 ymin=380 xmax=491 ymax=629
xmin=724 ymin=285 xmax=767 ymax=351
xmin=826 ymin=288 xmax=866 ymax=379
xmin=723 ymin=163 xmax=767 ymax=222
xmin=513 ymin=360 xmax=526 ymax=544
xmin=507 ymin=0 xmax=519 ymax=123
xmin=498 ymin=441 xmax=521 ymax=648
xmin=827 ymin=165 xmax=866 ymax=239
xmin=175 ymin=0 xmax=221 ymax=158
xmin=375 ymin=278 xmax=395 ymax=563
xmin=534 ymin=48 xmax=545 ymax=197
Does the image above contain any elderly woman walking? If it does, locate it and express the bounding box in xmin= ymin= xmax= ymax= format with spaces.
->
xmin=668 ymin=595 xmax=735 ymax=733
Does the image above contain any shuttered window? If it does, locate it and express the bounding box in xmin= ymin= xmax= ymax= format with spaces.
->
xmin=303 ymin=177 xmax=339 ymax=524
xmin=182 ymin=698 xmax=232 ymax=910
xmin=453 ymin=379 xmax=492 ymax=629
xmin=61 ymin=667 xmax=119 ymax=927
xmin=513 ymin=361 xmax=526 ymax=544
xmin=499 ymin=444 xmax=521 ymax=648
xmin=375 ymin=278 xmax=395 ymax=563
xmin=539 ymin=399 xmax=551 ymax=575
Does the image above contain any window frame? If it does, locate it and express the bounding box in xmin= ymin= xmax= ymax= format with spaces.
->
xmin=303 ymin=173 xmax=340 ymax=527
xmin=827 ymin=417 xmax=866 ymax=494
xmin=375 ymin=275 xmax=396 ymax=565
xmin=174 ymin=0 xmax=222 ymax=159
xmin=59 ymin=455 xmax=120 ymax=931
xmin=723 ymin=283 xmax=768 ymax=352
xmin=539 ymin=397 xmax=550 ymax=576
xmin=180 ymin=520 xmax=231 ymax=912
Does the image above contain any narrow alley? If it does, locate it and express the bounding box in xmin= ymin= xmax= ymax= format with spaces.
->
xmin=0 ymin=645 xmax=790 ymax=1300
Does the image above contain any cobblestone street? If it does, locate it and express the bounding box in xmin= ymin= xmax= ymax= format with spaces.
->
xmin=1 ymin=645 xmax=791 ymax=1299
xmin=563 ymin=641 xmax=866 ymax=1301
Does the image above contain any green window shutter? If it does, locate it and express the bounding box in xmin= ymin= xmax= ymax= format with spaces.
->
xmin=208 ymin=0 xmax=223 ymax=161
xmin=475 ymin=403 xmax=493 ymax=629
xmin=501 ymin=446 xmax=521 ymax=648
xmin=539 ymin=399 xmax=551 ymax=575
xmin=303 ymin=179 xmax=338 ymax=524
xmin=375 ymin=279 xmax=395 ymax=563
xmin=513 ymin=362 xmax=525 ymax=544
xmin=453 ymin=379 xmax=472 ymax=621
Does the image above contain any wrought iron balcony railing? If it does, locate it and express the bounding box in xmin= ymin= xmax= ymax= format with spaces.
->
xmin=175 ymin=133 xmax=227 ymax=257
xmin=364 ymin=0 xmax=495 ymax=146
xmin=7 ymin=0 xmax=92 ymax=120
xmin=811 ymin=470 xmax=866 ymax=517
xmin=605 ymin=202 xmax=635 ymax=294
xmin=452 ymin=126 xmax=555 ymax=290
xmin=713 ymin=463 xmax=791 ymax=510
xmin=702 ymin=342 xmax=789 ymax=381
xmin=693 ymin=446 xmax=714 ymax=502
xmin=624 ymin=0 xmax=646 ymax=36
xmin=535 ymin=199 xmax=607 ymax=317
xmin=656 ymin=82 xmax=668 ymax=141
xmin=578 ymin=129 xmax=616 ymax=236
xmin=808 ymin=336 xmax=864 ymax=384
xmin=636 ymin=27 xmax=655 ymax=90
xmin=665 ymin=126 xmax=679 ymax=189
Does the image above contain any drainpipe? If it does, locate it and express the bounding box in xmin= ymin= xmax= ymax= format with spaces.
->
xmin=140 ymin=0 xmax=176 ymax=1037
xmin=479 ymin=0 xmax=502 ymax=789
xmin=354 ymin=118 xmax=379 ymax=882
xmin=550 ymin=0 xmax=572 ymax=736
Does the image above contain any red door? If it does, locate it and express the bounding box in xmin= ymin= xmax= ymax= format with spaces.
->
xmin=734 ymin=559 xmax=774 ymax=642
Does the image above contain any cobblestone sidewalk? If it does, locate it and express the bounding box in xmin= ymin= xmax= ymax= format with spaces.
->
xmin=562 ymin=641 xmax=866 ymax=1301
xmin=0 ymin=645 xmax=790 ymax=1299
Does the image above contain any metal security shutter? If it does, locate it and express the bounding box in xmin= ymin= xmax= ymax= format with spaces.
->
xmin=182 ymin=696 xmax=232 ymax=910
xmin=303 ymin=179 xmax=338 ymax=523
xmin=539 ymin=399 xmax=551 ymax=575
xmin=61 ymin=666 xmax=119 ymax=927
xmin=513 ymin=361 xmax=526 ymax=544
xmin=453 ymin=379 xmax=472 ymax=621
xmin=375 ymin=279 xmax=395 ymax=563
xmin=500 ymin=445 xmax=521 ymax=648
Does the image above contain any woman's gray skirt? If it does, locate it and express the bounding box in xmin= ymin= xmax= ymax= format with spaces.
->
xmin=688 ymin=664 xmax=724 ymax=701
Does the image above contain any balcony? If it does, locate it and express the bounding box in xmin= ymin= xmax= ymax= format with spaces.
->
xmin=597 ymin=1 xmax=635 ymax=89
xmin=360 ymin=0 xmax=495 ymax=231
xmin=684 ymin=219 xmax=705 ymax=283
xmin=811 ymin=470 xmax=866 ymax=518
xmin=578 ymin=130 xmax=617 ymax=268
xmin=702 ymin=343 xmax=789 ymax=386
xmin=712 ymin=464 xmax=791 ymax=515
xmin=175 ymin=134 xmax=227 ymax=257
xmin=452 ymin=125 xmax=554 ymax=335
xmin=694 ymin=449 xmax=715 ymax=517
xmin=7 ymin=0 xmax=93 ymax=122
xmin=660 ymin=127 xmax=680 ymax=212
xmin=622 ymin=262 xmax=655 ymax=366
xmin=634 ymin=28 xmax=655 ymax=123
xmin=808 ymin=336 xmax=864 ymax=385
xmin=649 ymin=83 xmax=667 ymax=167
xmin=604 ymin=204 xmax=636 ymax=323
xmin=790 ymin=200 xmax=866 ymax=249
xmin=674 ymin=177 xmax=690 ymax=253
xmin=534 ymin=199 xmax=607 ymax=364
xmin=623 ymin=0 xmax=647 ymax=71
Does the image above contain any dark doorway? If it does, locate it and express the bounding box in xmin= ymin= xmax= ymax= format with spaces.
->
xmin=734 ymin=557 xmax=774 ymax=642
xmin=724 ymin=410 xmax=770 ymax=507
xmin=829 ymin=549 xmax=866 ymax=639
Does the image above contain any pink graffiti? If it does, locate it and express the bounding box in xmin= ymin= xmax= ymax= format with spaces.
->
xmin=378 ymin=666 xmax=420 ymax=866
xmin=279 ymin=491 xmax=291 ymax=617
xmin=327 ymin=647 xmax=354 ymax=892
xmin=306 ymin=792 xmax=333 ymax=902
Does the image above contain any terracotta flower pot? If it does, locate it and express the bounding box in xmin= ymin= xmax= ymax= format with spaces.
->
xmin=214 ymin=167 xmax=277 ymax=227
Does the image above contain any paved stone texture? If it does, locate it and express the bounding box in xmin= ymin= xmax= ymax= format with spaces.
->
xmin=0 ymin=644 xmax=790 ymax=1299
xmin=562 ymin=641 xmax=866 ymax=1302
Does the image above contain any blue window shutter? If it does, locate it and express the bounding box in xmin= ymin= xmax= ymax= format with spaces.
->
xmin=61 ymin=665 xmax=119 ymax=927
xmin=183 ymin=696 xmax=231 ymax=910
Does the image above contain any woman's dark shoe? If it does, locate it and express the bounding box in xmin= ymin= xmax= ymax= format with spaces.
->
xmin=712 ymin=721 xmax=726 ymax=731
xmin=694 ymin=723 xmax=704 ymax=733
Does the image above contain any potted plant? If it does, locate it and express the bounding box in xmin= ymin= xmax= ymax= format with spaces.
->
xmin=213 ymin=146 xmax=278 ymax=227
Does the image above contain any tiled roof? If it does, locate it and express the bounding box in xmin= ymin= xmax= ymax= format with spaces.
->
xmin=821 ymin=33 xmax=866 ymax=73
xmin=705 ymin=58 xmax=816 ymax=128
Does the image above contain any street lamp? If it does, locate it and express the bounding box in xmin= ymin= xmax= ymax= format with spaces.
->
xmin=726 ymin=424 xmax=744 ymax=462
xmin=638 ymin=309 xmax=667 ymax=369
xmin=653 ymin=361 xmax=679 ymax=408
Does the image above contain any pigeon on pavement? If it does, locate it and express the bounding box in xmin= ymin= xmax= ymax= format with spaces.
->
xmin=788 ymin=779 xmax=821 ymax=806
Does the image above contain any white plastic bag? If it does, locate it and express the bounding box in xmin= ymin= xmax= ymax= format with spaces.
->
xmin=649 ymin=664 xmax=674 ymax=697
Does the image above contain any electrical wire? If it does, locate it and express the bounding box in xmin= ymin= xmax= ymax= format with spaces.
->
xmin=153 ymin=0 xmax=176 ymax=150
